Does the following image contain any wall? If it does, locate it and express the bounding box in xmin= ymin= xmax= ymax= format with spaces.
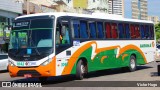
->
xmin=0 ymin=0 xmax=22 ymax=14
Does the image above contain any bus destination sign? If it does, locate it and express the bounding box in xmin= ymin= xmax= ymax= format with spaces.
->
xmin=13 ymin=22 xmax=29 ymax=28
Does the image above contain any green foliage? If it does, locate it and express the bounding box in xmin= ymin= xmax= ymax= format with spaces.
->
xmin=155 ymin=22 xmax=160 ymax=41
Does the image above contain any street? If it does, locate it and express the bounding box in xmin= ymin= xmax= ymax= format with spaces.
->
xmin=0 ymin=61 xmax=160 ymax=88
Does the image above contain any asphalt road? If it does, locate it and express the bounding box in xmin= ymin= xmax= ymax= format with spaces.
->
xmin=0 ymin=61 xmax=160 ymax=90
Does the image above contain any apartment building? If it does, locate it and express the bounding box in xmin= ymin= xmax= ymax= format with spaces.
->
xmin=108 ymin=0 xmax=124 ymax=17
xmin=148 ymin=16 xmax=159 ymax=24
xmin=132 ymin=0 xmax=148 ymax=20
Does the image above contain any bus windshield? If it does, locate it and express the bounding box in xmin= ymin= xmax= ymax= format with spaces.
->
xmin=8 ymin=18 xmax=54 ymax=61
xmin=9 ymin=29 xmax=53 ymax=49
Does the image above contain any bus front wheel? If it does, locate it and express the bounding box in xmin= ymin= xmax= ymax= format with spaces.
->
xmin=76 ymin=60 xmax=86 ymax=80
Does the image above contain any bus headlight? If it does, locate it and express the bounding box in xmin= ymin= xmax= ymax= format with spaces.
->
xmin=41 ymin=58 xmax=52 ymax=66
xmin=8 ymin=61 xmax=15 ymax=66
xmin=8 ymin=58 xmax=15 ymax=66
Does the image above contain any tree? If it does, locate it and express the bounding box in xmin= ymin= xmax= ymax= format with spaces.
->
xmin=155 ymin=22 xmax=160 ymax=42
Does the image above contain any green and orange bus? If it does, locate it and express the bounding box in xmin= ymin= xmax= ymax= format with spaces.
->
xmin=8 ymin=12 xmax=156 ymax=81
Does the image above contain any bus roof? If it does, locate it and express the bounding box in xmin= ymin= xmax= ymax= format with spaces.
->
xmin=16 ymin=12 xmax=153 ymax=24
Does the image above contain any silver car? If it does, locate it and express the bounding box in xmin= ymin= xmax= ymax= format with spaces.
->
xmin=0 ymin=54 xmax=8 ymax=71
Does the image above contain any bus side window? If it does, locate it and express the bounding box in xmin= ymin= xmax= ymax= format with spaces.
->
xmin=145 ymin=25 xmax=150 ymax=39
xmin=80 ymin=21 xmax=88 ymax=38
xmin=56 ymin=31 xmax=60 ymax=44
xmin=118 ymin=23 xmax=125 ymax=39
xmin=140 ymin=25 xmax=145 ymax=39
xmin=135 ymin=25 xmax=140 ymax=39
xmin=125 ymin=24 xmax=130 ymax=39
xmin=56 ymin=20 xmax=70 ymax=44
xmin=71 ymin=20 xmax=80 ymax=38
xmin=130 ymin=24 xmax=136 ymax=39
xmin=150 ymin=25 xmax=154 ymax=39
xmin=97 ymin=22 xmax=104 ymax=38
xmin=61 ymin=25 xmax=70 ymax=44
xmin=112 ymin=23 xmax=118 ymax=39
xmin=56 ymin=22 xmax=61 ymax=44
xmin=105 ymin=22 xmax=111 ymax=39
xmin=89 ymin=21 xmax=96 ymax=38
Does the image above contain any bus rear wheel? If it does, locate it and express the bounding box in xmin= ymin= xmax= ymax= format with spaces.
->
xmin=129 ymin=55 xmax=137 ymax=72
xmin=76 ymin=60 xmax=86 ymax=80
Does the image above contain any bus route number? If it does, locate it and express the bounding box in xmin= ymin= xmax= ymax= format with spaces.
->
xmin=61 ymin=62 xmax=67 ymax=67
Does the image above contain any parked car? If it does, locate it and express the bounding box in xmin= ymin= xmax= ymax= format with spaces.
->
xmin=0 ymin=54 xmax=8 ymax=71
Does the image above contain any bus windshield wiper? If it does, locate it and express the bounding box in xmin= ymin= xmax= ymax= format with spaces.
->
xmin=29 ymin=30 xmax=40 ymax=56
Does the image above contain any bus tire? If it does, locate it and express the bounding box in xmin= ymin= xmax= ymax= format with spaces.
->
xmin=39 ymin=77 xmax=47 ymax=82
xmin=129 ymin=55 xmax=137 ymax=72
xmin=76 ymin=60 xmax=86 ymax=80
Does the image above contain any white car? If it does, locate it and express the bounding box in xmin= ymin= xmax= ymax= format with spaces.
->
xmin=155 ymin=44 xmax=160 ymax=61
xmin=0 ymin=54 xmax=8 ymax=71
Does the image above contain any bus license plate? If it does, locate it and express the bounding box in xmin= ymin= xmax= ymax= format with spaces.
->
xmin=24 ymin=74 xmax=32 ymax=78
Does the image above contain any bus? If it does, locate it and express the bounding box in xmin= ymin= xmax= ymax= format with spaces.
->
xmin=8 ymin=12 xmax=156 ymax=81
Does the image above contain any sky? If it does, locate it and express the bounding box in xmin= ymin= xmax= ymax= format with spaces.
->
xmin=125 ymin=0 xmax=160 ymax=19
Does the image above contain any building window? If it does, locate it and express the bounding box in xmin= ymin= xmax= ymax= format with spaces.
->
xmin=66 ymin=0 xmax=70 ymax=3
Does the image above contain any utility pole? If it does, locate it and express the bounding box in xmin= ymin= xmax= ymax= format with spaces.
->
xmin=26 ymin=0 xmax=30 ymax=14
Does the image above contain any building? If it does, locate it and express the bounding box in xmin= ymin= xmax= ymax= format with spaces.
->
xmin=108 ymin=0 xmax=124 ymax=17
xmin=61 ymin=0 xmax=109 ymax=13
xmin=0 ymin=0 xmax=22 ymax=53
xmin=23 ymin=0 xmax=58 ymax=14
xmin=148 ymin=16 xmax=159 ymax=24
xmin=88 ymin=0 xmax=108 ymax=13
xmin=73 ymin=0 xmax=88 ymax=9
xmin=53 ymin=0 xmax=76 ymax=12
xmin=132 ymin=0 xmax=148 ymax=20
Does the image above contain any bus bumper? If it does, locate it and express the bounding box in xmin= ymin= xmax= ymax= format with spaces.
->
xmin=8 ymin=57 xmax=56 ymax=77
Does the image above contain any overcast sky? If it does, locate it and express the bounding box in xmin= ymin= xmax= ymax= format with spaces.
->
xmin=125 ymin=0 xmax=160 ymax=19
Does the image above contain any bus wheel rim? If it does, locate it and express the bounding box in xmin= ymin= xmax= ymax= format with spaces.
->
xmin=131 ymin=59 xmax=135 ymax=69
xmin=81 ymin=64 xmax=85 ymax=74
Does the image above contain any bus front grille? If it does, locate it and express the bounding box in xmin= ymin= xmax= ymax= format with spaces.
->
xmin=17 ymin=70 xmax=41 ymax=77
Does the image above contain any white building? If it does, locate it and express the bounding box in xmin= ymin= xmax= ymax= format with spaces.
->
xmin=87 ymin=0 xmax=108 ymax=13
xmin=55 ymin=0 xmax=109 ymax=13
xmin=148 ymin=16 xmax=159 ymax=24
xmin=108 ymin=0 xmax=124 ymax=17
xmin=132 ymin=0 xmax=148 ymax=20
